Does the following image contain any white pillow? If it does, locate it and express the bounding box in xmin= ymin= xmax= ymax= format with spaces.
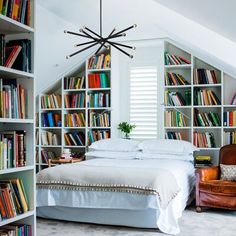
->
xmin=85 ymin=151 xmax=139 ymax=159
xmin=89 ymin=138 xmax=140 ymax=152
xmin=138 ymin=139 xmax=199 ymax=155
xmin=137 ymin=152 xmax=194 ymax=162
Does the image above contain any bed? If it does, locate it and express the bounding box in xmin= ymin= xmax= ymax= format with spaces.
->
xmin=36 ymin=157 xmax=195 ymax=235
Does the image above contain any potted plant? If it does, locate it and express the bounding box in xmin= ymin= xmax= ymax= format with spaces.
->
xmin=117 ymin=122 xmax=136 ymax=139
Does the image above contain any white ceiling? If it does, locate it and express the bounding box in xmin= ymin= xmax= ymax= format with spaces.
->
xmin=38 ymin=0 xmax=236 ymax=42
xmin=154 ymin=0 xmax=236 ymax=42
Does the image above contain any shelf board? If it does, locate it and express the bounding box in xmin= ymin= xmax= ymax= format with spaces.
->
xmin=193 ymin=105 xmax=221 ymax=108
xmin=164 ymin=106 xmax=191 ymax=109
xmin=223 ymin=126 xmax=236 ymax=129
xmin=164 ymin=64 xmax=192 ymax=69
xmin=0 ymin=14 xmax=34 ymax=34
xmin=223 ymin=105 xmax=236 ymax=108
xmin=64 ymin=108 xmax=86 ymax=111
xmin=64 ymin=127 xmax=86 ymax=129
xmin=41 ymin=127 xmax=61 ymax=130
xmin=0 ymin=211 xmax=35 ymax=227
xmin=193 ymin=126 xmax=221 ymax=129
xmin=0 ymin=66 xmax=34 ymax=79
xmin=88 ymin=107 xmax=111 ymax=110
xmin=88 ymin=127 xmax=111 ymax=129
xmin=0 ymin=165 xmax=34 ymax=175
xmin=64 ymin=89 xmax=86 ymax=92
xmin=164 ymin=85 xmax=191 ymax=89
xmin=198 ymin=148 xmax=220 ymax=150
xmin=164 ymin=127 xmax=191 ymax=129
xmin=40 ymin=108 xmax=61 ymax=111
xmin=63 ymin=145 xmax=86 ymax=148
xmin=193 ymin=84 xmax=222 ymax=87
xmin=87 ymin=68 xmax=111 ymax=72
xmin=87 ymin=88 xmax=111 ymax=91
xmin=0 ymin=118 xmax=34 ymax=123
xmin=41 ymin=145 xmax=62 ymax=148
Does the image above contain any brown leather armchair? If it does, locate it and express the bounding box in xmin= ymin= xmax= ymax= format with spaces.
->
xmin=195 ymin=144 xmax=236 ymax=212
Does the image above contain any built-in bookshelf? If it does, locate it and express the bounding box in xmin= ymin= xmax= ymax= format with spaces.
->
xmin=36 ymin=50 xmax=111 ymax=171
xmin=163 ymin=41 xmax=236 ymax=166
xmin=0 ymin=1 xmax=35 ymax=234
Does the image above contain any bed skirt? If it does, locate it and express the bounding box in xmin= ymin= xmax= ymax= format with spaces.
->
xmin=37 ymin=206 xmax=160 ymax=229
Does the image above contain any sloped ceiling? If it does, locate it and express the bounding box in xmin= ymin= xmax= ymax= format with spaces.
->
xmin=154 ymin=0 xmax=236 ymax=42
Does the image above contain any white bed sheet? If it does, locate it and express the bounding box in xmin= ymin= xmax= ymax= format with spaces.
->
xmin=37 ymin=158 xmax=195 ymax=235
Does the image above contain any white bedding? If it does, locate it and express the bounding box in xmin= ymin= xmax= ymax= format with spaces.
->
xmin=37 ymin=158 xmax=195 ymax=235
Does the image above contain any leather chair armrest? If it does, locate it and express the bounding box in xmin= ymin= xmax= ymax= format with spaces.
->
xmin=195 ymin=166 xmax=219 ymax=208
xmin=195 ymin=166 xmax=219 ymax=182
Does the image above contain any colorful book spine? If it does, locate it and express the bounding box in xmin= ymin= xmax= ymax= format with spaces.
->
xmin=224 ymin=131 xmax=236 ymax=145
xmin=193 ymin=69 xmax=218 ymax=84
xmin=164 ymin=52 xmax=191 ymax=65
xmin=64 ymin=113 xmax=86 ymax=127
xmin=64 ymin=76 xmax=85 ymax=90
xmin=88 ymin=130 xmax=110 ymax=144
xmin=193 ymin=132 xmax=216 ymax=148
xmin=88 ymin=92 xmax=110 ymax=108
xmin=41 ymin=94 xmax=62 ymax=109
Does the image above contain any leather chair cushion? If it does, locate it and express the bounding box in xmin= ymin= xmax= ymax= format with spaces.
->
xmin=199 ymin=180 xmax=236 ymax=195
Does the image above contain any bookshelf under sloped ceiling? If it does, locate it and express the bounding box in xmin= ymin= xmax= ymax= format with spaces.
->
xmin=163 ymin=40 xmax=236 ymax=166
xmin=36 ymin=49 xmax=112 ymax=172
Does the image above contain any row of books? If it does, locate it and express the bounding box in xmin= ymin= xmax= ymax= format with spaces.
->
xmin=64 ymin=93 xmax=85 ymax=108
xmin=194 ymin=89 xmax=221 ymax=106
xmin=164 ymin=52 xmax=191 ymax=65
xmin=0 ymin=37 xmax=32 ymax=72
xmin=193 ymin=69 xmax=218 ymax=84
xmin=165 ymin=131 xmax=183 ymax=140
xmin=0 ymin=79 xmax=27 ymax=119
xmin=0 ymin=0 xmax=31 ymax=26
xmin=35 ymin=129 xmax=39 ymax=145
xmin=64 ymin=113 xmax=85 ymax=127
xmin=195 ymin=155 xmax=212 ymax=168
xmin=0 ymin=131 xmax=26 ymax=169
xmin=88 ymin=53 xmax=111 ymax=69
xmin=194 ymin=109 xmax=221 ymax=127
xmin=0 ymin=178 xmax=28 ymax=221
xmin=88 ymin=73 xmax=110 ymax=88
xmin=164 ymin=110 xmax=187 ymax=127
xmin=41 ymin=150 xmax=57 ymax=164
xmin=223 ymin=111 xmax=236 ymax=127
xmin=64 ymin=76 xmax=85 ymax=90
xmin=164 ymin=72 xmax=189 ymax=86
xmin=64 ymin=132 xmax=85 ymax=146
xmin=41 ymin=94 xmax=61 ymax=109
xmin=88 ymin=92 xmax=110 ymax=108
xmin=193 ymin=131 xmax=216 ymax=148
xmin=89 ymin=112 xmax=110 ymax=127
xmin=41 ymin=131 xmax=59 ymax=146
xmin=88 ymin=130 xmax=110 ymax=144
xmin=0 ymin=224 xmax=31 ymax=235
xmin=164 ymin=91 xmax=191 ymax=106
xmin=224 ymin=131 xmax=236 ymax=145
xmin=41 ymin=112 xmax=61 ymax=127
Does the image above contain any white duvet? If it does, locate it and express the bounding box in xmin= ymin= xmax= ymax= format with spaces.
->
xmin=37 ymin=158 xmax=195 ymax=235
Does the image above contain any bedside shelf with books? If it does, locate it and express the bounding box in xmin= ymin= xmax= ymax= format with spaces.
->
xmin=163 ymin=40 xmax=236 ymax=165
xmin=0 ymin=0 xmax=35 ymax=233
xmin=36 ymin=49 xmax=112 ymax=172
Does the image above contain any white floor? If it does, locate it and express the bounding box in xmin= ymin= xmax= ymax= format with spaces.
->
xmin=37 ymin=207 xmax=236 ymax=236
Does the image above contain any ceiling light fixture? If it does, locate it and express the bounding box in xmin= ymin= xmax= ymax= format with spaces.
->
xmin=64 ymin=0 xmax=137 ymax=59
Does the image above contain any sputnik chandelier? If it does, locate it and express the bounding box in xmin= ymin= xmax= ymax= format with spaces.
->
xmin=64 ymin=0 xmax=137 ymax=59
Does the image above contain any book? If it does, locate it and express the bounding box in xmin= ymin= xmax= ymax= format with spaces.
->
xmin=164 ymin=52 xmax=190 ymax=65
xmin=88 ymin=52 xmax=111 ymax=69
xmin=194 ymin=69 xmax=218 ymax=84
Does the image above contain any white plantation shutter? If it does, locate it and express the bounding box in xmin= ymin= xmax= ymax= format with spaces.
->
xmin=130 ymin=66 xmax=158 ymax=139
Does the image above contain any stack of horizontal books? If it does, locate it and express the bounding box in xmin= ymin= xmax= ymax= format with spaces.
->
xmin=195 ymin=155 xmax=212 ymax=168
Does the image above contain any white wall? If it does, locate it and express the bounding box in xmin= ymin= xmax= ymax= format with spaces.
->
xmin=35 ymin=4 xmax=95 ymax=94
xmin=111 ymin=40 xmax=165 ymax=138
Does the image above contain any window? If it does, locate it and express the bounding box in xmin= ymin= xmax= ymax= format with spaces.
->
xmin=129 ymin=66 xmax=158 ymax=139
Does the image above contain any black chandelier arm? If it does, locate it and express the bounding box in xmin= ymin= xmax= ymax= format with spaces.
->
xmin=75 ymin=40 xmax=97 ymax=47
xmin=108 ymin=41 xmax=133 ymax=58
xmin=67 ymin=42 xmax=99 ymax=59
xmin=107 ymin=41 xmax=135 ymax=50
xmin=64 ymin=30 xmax=91 ymax=39
xmin=104 ymin=33 xmax=126 ymax=40
xmin=111 ymin=24 xmax=137 ymax=37
xmin=80 ymin=29 xmax=109 ymax=49
xmin=83 ymin=26 xmax=104 ymax=40
xmin=95 ymin=28 xmax=116 ymax=55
